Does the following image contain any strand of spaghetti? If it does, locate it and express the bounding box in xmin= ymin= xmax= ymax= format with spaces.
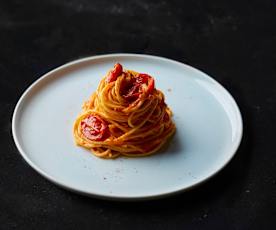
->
xmin=114 ymin=75 xmax=127 ymax=104
xmin=132 ymin=98 xmax=158 ymax=128
xmin=122 ymin=123 xmax=166 ymax=142
xmin=128 ymin=99 xmax=157 ymax=128
xmin=118 ymin=98 xmax=159 ymax=139
xmin=121 ymin=129 xmax=175 ymax=157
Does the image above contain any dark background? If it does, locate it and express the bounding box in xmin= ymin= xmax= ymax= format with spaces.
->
xmin=0 ymin=0 xmax=275 ymax=229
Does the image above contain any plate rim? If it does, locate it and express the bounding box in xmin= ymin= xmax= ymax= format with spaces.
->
xmin=12 ymin=53 xmax=243 ymax=200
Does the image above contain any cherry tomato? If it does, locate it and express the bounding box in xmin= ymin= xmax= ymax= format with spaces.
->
xmin=81 ymin=115 xmax=109 ymax=141
xmin=121 ymin=73 xmax=155 ymax=101
xmin=146 ymin=75 xmax=155 ymax=94
xmin=106 ymin=63 xmax=123 ymax=83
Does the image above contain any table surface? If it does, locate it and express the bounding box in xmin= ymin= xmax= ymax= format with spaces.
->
xmin=0 ymin=0 xmax=275 ymax=229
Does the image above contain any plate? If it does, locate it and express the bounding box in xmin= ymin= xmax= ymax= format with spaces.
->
xmin=12 ymin=54 xmax=243 ymax=200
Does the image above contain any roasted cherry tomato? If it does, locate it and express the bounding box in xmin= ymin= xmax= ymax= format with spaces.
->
xmin=106 ymin=63 xmax=123 ymax=83
xmin=121 ymin=73 xmax=155 ymax=101
xmin=81 ymin=115 xmax=109 ymax=141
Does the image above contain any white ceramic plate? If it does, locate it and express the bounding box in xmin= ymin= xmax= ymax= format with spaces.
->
xmin=12 ymin=54 xmax=242 ymax=200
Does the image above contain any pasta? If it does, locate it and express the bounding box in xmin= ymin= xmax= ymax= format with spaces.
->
xmin=73 ymin=63 xmax=176 ymax=159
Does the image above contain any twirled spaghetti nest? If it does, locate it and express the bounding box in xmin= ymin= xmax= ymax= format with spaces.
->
xmin=73 ymin=63 xmax=176 ymax=159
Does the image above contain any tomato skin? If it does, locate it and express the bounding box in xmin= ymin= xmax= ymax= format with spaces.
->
xmin=145 ymin=75 xmax=155 ymax=94
xmin=136 ymin=74 xmax=149 ymax=84
xmin=136 ymin=73 xmax=155 ymax=95
xmin=81 ymin=115 xmax=109 ymax=141
xmin=121 ymin=73 xmax=155 ymax=102
xmin=122 ymin=82 xmax=140 ymax=101
xmin=106 ymin=63 xmax=123 ymax=83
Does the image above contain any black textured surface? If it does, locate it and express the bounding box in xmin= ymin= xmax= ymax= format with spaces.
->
xmin=1 ymin=0 xmax=276 ymax=229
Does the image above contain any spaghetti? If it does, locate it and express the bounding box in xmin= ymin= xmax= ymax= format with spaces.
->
xmin=73 ymin=63 xmax=176 ymax=159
